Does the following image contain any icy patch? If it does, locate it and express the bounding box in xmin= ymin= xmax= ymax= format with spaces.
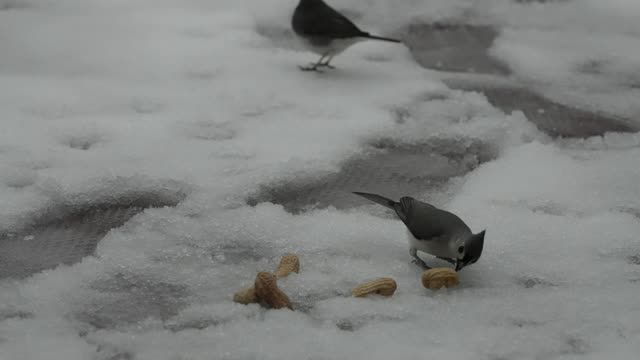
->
xmin=457 ymin=84 xmax=638 ymax=137
xmin=248 ymin=138 xmax=497 ymax=213
xmin=490 ymin=26 xmax=640 ymax=121
xmin=244 ymin=81 xmax=543 ymax=213
xmin=0 ymin=178 xmax=187 ymax=279
xmin=403 ymin=22 xmax=509 ymax=74
xmin=75 ymin=272 xmax=191 ymax=330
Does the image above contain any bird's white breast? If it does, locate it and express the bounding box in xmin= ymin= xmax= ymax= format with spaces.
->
xmin=406 ymin=229 xmax=457 ymax=259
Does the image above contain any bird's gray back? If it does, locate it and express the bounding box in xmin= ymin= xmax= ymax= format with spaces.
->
xmin=395 ymin=197 xmax=471 ymax=241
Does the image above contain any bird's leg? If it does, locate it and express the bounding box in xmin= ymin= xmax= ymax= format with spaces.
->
xmin=299 ymin=53 xmax=330 ymax=72
xmin=319 ymin=54 xmax=335 ymax=69
xmin=412 ymin=257 xmax=430 ymax=270
xmin=410 ymin=248 xmax=431 ymax=270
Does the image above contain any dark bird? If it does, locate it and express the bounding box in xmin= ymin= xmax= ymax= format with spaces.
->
xmin=291 ymin=0 xmax=402 ymax=71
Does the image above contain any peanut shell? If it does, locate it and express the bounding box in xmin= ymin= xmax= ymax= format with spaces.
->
xmin=233 ymin=286 xmax=258 ymax=305
xmin=421 ymin=268 xmax=459 ymax=290
xmin=254 ymin=272 xmax=293 ymax=310
xmin=351 ymin=277 xmax=397 ymax=297
xmin=275 ymin=254 xmax=300 ymax=279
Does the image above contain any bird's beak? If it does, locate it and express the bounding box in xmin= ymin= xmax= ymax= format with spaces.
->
xmin=455 ymin=260 xmax=463 ymax=272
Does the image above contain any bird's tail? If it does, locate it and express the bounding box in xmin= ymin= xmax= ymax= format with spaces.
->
xmin=352 ymin=192 xmax=397 ymax=210
xmin=360 ymin=33 xmax=402 ymax=43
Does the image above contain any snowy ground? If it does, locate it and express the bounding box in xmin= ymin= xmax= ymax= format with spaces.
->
xmin=1 ymin=0 xmax=640 ymax=359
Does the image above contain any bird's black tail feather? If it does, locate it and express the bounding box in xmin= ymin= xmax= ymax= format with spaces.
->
xmin=361 ymin=33 xmax=402 ymax=43
xmin=352 ymin=192 xmax=397 ymax=210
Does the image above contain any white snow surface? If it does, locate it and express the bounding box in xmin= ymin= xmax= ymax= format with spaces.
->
xmin=1 ymin=1 xmax=639 ymax=359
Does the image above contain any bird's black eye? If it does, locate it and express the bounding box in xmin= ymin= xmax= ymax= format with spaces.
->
xmin=458 ymin=246 xmax=464 ymax=254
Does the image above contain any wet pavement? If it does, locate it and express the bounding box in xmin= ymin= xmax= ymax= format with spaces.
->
xmin=403 ymin=23 xmax=509 ymax=75
xmin=450 ymin=82 xmax=638 ymax=138
xmin=402 ymin=23 xmax=639 ymax=137
xmin=247 ymin=139 xmax=497 ymax=213
xmin=0 ymin=193 xmax=184 ymax=279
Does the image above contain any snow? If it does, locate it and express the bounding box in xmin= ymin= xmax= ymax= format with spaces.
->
xmin=1 ymin=1 xmax=639 ymax=360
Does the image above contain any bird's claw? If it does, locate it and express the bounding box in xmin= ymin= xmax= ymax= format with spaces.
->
xmin=298 ymin=64 xmax=322 ymax=72
xmin=298 ymin=62 xmax=335 ymax=72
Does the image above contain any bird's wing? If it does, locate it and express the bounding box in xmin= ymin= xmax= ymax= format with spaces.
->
xmin=353 ymin=192 xmax=450 ymax=241
xmin=299 ymin=3 xmax=365 ymax=39
xmin=395 ymin=197 xmax=447 ymax=241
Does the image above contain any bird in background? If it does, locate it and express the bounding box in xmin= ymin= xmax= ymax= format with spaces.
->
xmin=291 ymin=0 xmax=403 ymax=71
xmin=353 ymin=192 xmax=486 ymax=272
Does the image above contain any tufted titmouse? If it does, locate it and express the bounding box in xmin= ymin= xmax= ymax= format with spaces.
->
xmin=291 ymin=0 xmax=402 ymax=71
xmin=353 ymin=192 xmax=485 ymax=271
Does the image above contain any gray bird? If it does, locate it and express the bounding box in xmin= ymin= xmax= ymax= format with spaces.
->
xmin=291 ymin=0 xmax=402 ymax=71
xmin=353 ymin=192 xmax=485 ymax=271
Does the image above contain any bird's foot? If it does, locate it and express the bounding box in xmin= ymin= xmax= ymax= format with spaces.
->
xmin=298 ymin=63 xmax=323 ymax=72
xmin=319 ymin=63 xmax=335 ymax=69
xmin=412 ymin=259 xmax=431 ymax=270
